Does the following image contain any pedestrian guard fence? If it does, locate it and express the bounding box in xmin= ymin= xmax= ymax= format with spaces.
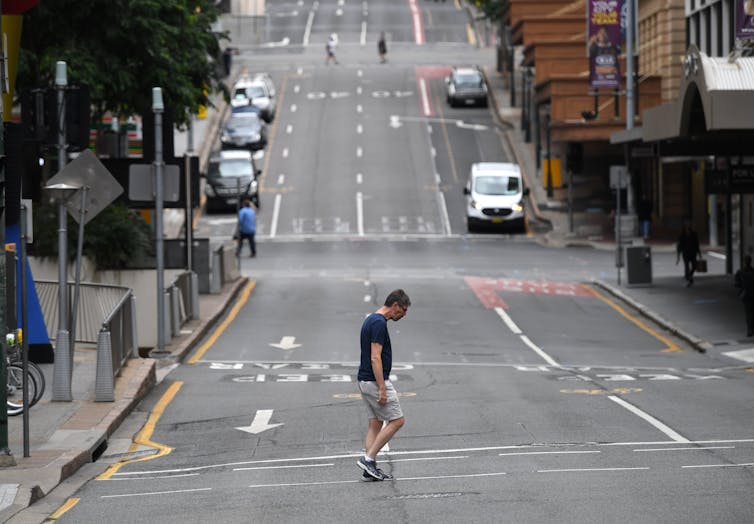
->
xmin=36 ymin=272 xmax=199 ymax=401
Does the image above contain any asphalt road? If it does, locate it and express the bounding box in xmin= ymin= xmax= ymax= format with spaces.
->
xmin=41 ymin=2 xmax=754 ymax=523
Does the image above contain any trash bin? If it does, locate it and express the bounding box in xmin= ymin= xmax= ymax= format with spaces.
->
xmin=625 ymin=245 xmax=652 ymax=286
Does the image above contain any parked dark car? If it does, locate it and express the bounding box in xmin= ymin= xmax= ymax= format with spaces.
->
xmin=445 ymin=66 xmax=488 ymax=107
xmin=204 ymin=150 xmax=261 ymax=213
xmin=221 ymin=112 xmax=267 ymax=150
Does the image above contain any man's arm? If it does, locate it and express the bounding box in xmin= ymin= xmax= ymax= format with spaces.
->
xmin=370 ymin=342 xmax=387 ymax=405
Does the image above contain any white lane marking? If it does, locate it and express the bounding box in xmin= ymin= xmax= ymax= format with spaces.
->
xmin=101 ymin=488 xmax=212 ymax=499
xmin=357 ymin=104 xmax=363 ymax=113
xmin=436 ymin=184 xmax=452 ymax=236
xmin=499 ymin=451 xmax=600 ymax=457
xmin=294 ymin=85 xmax=300 ymax=93
xmin=360 ymin=22 xmax=367 ymax=45
xmin=109 ymin=473 xmax=200 ymax=481
xmin=269 ymin=193 xmax=282 ymax=238
xmin=356 ymin=173 xmax=363 ymax=184
xmin=356 ymin=124 xmax=363 ymax=134
xmin=363 ymin=294 xmax=371 ymax=302
xmin=409 ymin=0 xmax=424 ymax=45
xmin=357 ymin=69 xmax=363 ymax=77
xmin=356 ymin=146 xmax=363 ymax=158
xmin=297 ymin=67 xmax=304 ymax=75
xmin=722 ymin=348 xmax=754 ymax=363
xmin=356 ymin=191 xmax=365 ymax=236
xmin=356 ymin=86 xmax=363 ymax=95
xmin=303 ymin=2 xmax=316 ymax=46
xmin=682 ymin=463 xmax=754 ymax=469
xmin=234 ymin=463 xmax=334 ymax=472
xmin=494 ymin=307 xmax=522 ymax=335
xmin=538 ymin=467 xmax=649 ymax=473
xmin=277 ymin=174 xmax=285 ymax=185
xmin=431 ymin=147 xmax=436 ymax=157
xmin=113 ymin=439 xmax=754 ymax=476
xmin=520 ymin=335 xmax=561 ymax=368
xmin=608 ymin=395 xmax=690 ymax=443
xmin=419 ymin=78 xmax=431 ymax=116
xmin=286 ymin=124 xmax=293 ymax=134
xmin=634 ymin=447 xmax=734 ymax=452
xmin=282 ymin=148 xmax=289 ymax=158
xmin=248 ymin=472 xmax=507 ymax=489
xmin=707 ymin=251 xmax=725 ymax=260
xmin=389 ymin=456 xmax=468 ymax=463
xmin=290 ymin=104 xmax=297 ymax=112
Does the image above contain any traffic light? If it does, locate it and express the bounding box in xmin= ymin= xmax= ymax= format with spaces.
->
xmin=20 ymin=86 xmax=90 ymax=150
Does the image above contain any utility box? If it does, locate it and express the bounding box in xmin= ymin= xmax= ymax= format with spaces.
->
xmin=625 ymin=245 xmax=652 ymax=286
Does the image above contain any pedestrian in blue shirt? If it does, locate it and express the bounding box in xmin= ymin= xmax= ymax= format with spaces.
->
xmin=236 ymin=200 xmax=257 ymax=257
xmin=357 ymin=289 xmax=411 ymax=481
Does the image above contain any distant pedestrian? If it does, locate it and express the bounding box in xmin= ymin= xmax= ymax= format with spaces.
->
xmin=637 ymin=194 xmax=652 ymax=240
xmin=676 ymin=221 xmax=701 ymax=287
xmin=735 ymin=255 xmax=754 ymax=337
xmin=236 ymin=200 xmax=257 ymax=258
xmin=222 ymin=47 xmax=233 ymax=77
xmin=357 ymin=289 xmax=411 ymax=481
xmin=325 ymin=34 xmax=339 ymax=65
xmin=378 ymin=32 xmax=387 ymax=63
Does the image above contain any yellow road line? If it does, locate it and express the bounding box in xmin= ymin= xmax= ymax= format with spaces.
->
xmin=44 ymin=497 xmax=80 ymax=522
xmin=585 ymin=284 xmax=682 ymax=353
xmin=466 ymin=23 xmax=476 ymax=46
xmin=187 ymin=279 xmax=256 ymax=364
xmin=96 ymin=381 xmax=184 ymax=480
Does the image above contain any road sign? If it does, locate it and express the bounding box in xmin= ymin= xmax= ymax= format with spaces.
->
xmin=128 ymin=164 xmax=180 ymax=202
xmin=45 ymin=149 xmax=123 ymax=225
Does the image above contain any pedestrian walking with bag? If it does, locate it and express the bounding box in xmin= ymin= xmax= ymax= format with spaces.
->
xmin=236 ymin=199 xmax=257 ymax=258
xmin=676 ymin=221 xmax=702 ymax=287
xmin=378 ymin=32 xmax=387 ymax=63
xmin=735 ymin=255 xmax=754 ymax=337
xmin=357 ymin=289 xmax=411 ymax=481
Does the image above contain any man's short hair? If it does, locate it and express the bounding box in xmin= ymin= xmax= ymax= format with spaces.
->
xmin=384 ymin=289 xmax=411 ymax=308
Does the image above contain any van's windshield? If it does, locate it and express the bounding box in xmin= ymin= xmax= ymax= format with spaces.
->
xmin=474 ymin=175 xmax=520 ymax=195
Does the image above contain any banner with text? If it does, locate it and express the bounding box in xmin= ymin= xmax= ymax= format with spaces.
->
xmin=588 ymin=0 xmax=623 ymax=89
xmin=736 ymin=0 xmax=754 ymax=40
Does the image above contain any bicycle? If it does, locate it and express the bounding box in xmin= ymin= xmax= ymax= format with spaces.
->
xmin=5 ymin=330 xmax=45 ymax=416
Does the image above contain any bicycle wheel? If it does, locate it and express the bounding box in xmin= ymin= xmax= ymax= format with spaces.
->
xmin=6 ymin=364 xmax=38 ymax=411
xmin=25 ymin=361 xmax=46 ymax=405
xmin=7 ymin=398 xmax=25 ymax=417
xmin=8 ymin=355 xmax=46 ymax=405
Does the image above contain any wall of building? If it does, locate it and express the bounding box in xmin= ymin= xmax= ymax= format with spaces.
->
xmin=639 ymin=0 xmax=687 ymax=102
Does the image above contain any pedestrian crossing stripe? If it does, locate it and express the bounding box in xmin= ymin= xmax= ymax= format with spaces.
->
xmin=722 ymin=348 xmax=754 ymax=363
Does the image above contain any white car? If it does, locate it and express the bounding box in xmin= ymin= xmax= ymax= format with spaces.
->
xmin=464 ymin=162 xmax=528 ymax=232
xmin=230 ymin=74 xmax=277 ymax=122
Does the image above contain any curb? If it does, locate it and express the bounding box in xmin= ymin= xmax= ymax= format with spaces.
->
xmin=172 ymin=277 xmax=250 ymax=362
xmin=591 ymin=279 xmax=711 ymax=353
xmin=1 ymin=359 xmax=156 ymax=521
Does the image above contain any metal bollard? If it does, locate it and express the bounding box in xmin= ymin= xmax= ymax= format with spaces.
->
xmin=51 ymin=330 xmax=72 ymax=401
xmin=171 ymin=286 xmax=180 ymax=337
xmin=210 ymin=250 xmax=221 ymax=293
xmin=190 ymin=272 xmax=200 ymax=320
xmin=95 ymin=329 xmax=115 ymax=402
xmin=130 ymin=295 xmax=139 ymax=358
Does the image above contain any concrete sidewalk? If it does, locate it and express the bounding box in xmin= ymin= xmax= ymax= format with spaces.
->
xmin=484 ymin=62 xmax=754 ymax=367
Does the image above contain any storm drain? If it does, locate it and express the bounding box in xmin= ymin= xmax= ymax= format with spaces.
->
xmin=387 ymin=492 xmax=472 ymax=500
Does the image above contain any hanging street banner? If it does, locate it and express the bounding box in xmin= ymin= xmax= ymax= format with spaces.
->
xmin=737 ymin=0 xmax=754 ymax=40
xmin=587 ymin=0 xmax=623 ymax=89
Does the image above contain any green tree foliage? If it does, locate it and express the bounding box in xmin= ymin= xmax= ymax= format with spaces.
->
xmin=17 ymin=0 xmax=226 ymax=127
xmin=31 ymin=202 xmax=154 ymax=270
xmin=472 ymin=0 xmax=505 ymax=21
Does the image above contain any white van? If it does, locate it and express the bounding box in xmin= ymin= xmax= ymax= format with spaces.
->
xmin=463 ymin=162 xmax=528 ymax=232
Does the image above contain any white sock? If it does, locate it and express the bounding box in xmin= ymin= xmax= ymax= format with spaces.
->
xmin=363 ymin=455 xmax=375 ymax=463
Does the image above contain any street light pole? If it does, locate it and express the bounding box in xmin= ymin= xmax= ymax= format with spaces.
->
xmin=151 ymin=88 xmax=168 ymax=357
xmin=51 ymin=61 xmax=72 ymax=402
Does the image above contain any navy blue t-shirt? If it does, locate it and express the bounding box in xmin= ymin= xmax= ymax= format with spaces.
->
xmin=358 ymin=313 xmax=391 ymax=381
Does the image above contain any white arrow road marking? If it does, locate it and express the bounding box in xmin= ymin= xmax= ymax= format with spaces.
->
xmin=262 ymin=37 xmax=290 ymax=47
xmin=269 ymin=336 xmax=302 ymax=350
xmin=455 ymin=121 xmax=488 ymax=131
xmin=722 ymin=348 xmax=754 ymax=363
xmin=236 ymin=410 xmax=284 ymax=435
xmin=389 ymin=115 xmax=403 ymax=128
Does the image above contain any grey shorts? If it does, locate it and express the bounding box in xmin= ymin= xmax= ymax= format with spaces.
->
xmin=358 ymin=380 xmax=404 ymax=422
